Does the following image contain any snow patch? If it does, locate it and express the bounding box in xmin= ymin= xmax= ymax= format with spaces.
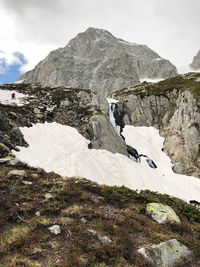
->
xmin=13 ymin=79 xmax=25 ymax=84
xmin=106 ymin=98 xmax=119 ymax=104
xmin=13 ymin=122 xmax=200 ymax=203
xmin=0 ymin=89 xmax=28 ymax=106
xmin=140 ymin=78 xmax=164 ymax=83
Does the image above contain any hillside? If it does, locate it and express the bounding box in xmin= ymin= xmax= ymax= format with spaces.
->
xmin=0 ymin=161 xmax=200 ymax=266
xmin=0 ymin=74 xmax=200 ymax=265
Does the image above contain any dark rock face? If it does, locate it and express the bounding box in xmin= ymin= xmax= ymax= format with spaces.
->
xmin=19 ymin=27 xmax=177 ymax=93
xmin=191 ymin=50 xmax=200 ymax=70
xmin=0 ymin=110 xmax=29 ymax=151
xmin=87 ymin=114 xmax=128 ymax=157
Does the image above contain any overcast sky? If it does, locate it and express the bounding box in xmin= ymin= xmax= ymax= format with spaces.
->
xmin=0 ymin=0 xmax=199 ymax=83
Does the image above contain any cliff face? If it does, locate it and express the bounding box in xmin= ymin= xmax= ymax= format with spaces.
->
xmin=19 ymin=27 xmax=177 ymax=93
xmin=191 ymin=50 xmax=200 ymax=70
xmin=110 ymin=72 xmax=200 ymax=177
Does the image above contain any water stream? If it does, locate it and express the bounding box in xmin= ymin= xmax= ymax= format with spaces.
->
xmin=108 ymin=102 xmax=157 ymax=169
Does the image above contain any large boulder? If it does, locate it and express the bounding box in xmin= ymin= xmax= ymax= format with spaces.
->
xmin=87 ymin=114 xmax=128 ymax=157
xmin=138 ymin=239 xmax=190 ymax=266
xmin=146 ymin=203 xmax=181 ymax=224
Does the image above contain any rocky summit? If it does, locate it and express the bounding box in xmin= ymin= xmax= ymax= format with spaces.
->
xmin=191 ymin=50 xmax=200 ymax=70
xmin=19 ymin=27 xmax=177 ymax=93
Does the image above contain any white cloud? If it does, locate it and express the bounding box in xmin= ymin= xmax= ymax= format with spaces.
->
xmin=0 ymin=0 xmax=200 ymax=74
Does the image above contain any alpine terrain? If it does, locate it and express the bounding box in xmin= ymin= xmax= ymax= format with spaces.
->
xmin=0 ymin=29 xmax=200 ymax=266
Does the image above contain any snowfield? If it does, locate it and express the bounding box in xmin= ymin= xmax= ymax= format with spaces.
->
xmin=13 ymin=122 xmax=200 ymax=203
xmin=0 ymin=89 xmax=28 ymax=106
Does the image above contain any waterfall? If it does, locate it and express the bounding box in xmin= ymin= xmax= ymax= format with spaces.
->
xmin=109 ymin=103 xmax=117 ymax=128
xmin=108 ymin=101 xmax=157 ymax=169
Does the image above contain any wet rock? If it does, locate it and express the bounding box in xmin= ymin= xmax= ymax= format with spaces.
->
xmin=146 ymin=203 xmax=181 ymax=224
xmin=138 ymin=239 xmax=190 ymax=266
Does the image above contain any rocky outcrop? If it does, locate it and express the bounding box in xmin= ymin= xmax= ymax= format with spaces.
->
xmin=146 ymin=203 xmax=180 ymax=224
xmin=19 ymin=27 xmax=177 ymax=93
xmin=110 ymin=73 xmax=200 ymax=177
xmin=0 ymin=110 xmax=29 ymax=151
xmin=87 ymin=114 xmax=128 ymax=157
xmin=138 ymin=239 xmax=190 ymax=266
xmin=190 ymin=50 xmax=200 ymax=70
xmin=0 ymin=143 xmax=10 ymax=157
xmin=0 ymin=83 xmax=129 ymax=157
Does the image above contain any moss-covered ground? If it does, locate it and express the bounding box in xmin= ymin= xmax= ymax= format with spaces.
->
xmin=0 ymin=161 xmax=200 ymax=266
xmin=111 ymin=73 xmax=200 ymax=99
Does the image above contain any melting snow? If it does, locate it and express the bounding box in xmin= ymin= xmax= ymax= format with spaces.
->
xmin=140 ymin=78 xmax=164 ymax=83
xmin=13 ymin=122 xmax=200 ymax=203
xmin=0 ymin=89 xmax=28 ymax=106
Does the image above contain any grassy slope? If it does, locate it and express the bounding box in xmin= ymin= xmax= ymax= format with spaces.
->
xmin=0 ymin=162 xmax=200 ymax=267
xmin=111 ymin=73 xmax=200 ymax=99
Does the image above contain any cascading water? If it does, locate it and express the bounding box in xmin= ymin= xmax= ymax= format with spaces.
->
xmin=109 ymin=103 xmax=117 ymax=128
xmin=108 ymin=101 xmax=157 ymax=169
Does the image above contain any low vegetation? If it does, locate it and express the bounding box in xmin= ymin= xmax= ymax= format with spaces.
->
xmin=0 ymin=161 xmax=200 ymax=266
xmin=112 ymin=73 xmax=200 ymax=99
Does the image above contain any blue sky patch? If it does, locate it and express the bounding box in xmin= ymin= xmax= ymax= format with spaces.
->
xmin=0 ymin=52 xmax=27 ymax=84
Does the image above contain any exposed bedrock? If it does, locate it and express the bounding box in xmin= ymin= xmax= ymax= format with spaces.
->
xmin=110 ymin=74 xmax=200 ymax=177
xmin=87 ymin=114 xmax=128 ymax=157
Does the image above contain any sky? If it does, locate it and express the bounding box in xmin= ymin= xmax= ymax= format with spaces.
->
xmin=0 ymin=0 xmax=199 ymax=84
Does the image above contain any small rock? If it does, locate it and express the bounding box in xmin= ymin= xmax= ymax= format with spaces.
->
xmin=31 ymin=173 xmax=39 ymax=178
xmin=36 ymin=113 xmax=43 ymax=119
xmin=0 ymin=157 xmax=10 ymax=163
xmin=33 ymin=107 xmax=41 ymax=114
xmin=46 ymin=105 xmax=56 ymax=112
xmin=146 ymin=202 xmax=181 ymax=224
xmin=22 ymin=180 xmax=33 ymax=185
xmin=8 ymin=159 xmax=20 ymax=166
xmin=60 ymin=99 xmax=71 ymax=107
xmin=80 ymin=217 xmax=87 ymax=224
xmin=88 ymin=229 xmax=97 ymax=235
xmin=45 ymin=193 xmax=54 ymax=199
xmin=48 ymin=225 xmax=61 ymax=235
xmin=7 ymin=169 xmax=27 ymax=178
xmin=35 ymin=211 xmax=40 ymax=216
xmin=98 ymin=235 xmax=112 ymax=244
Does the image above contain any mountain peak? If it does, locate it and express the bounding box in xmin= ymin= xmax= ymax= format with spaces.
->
xmin=19 ymin=28 xmax=177 ymax=92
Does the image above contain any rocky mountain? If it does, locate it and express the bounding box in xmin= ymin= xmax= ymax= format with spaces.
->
xmin=190 ymin=50 xmax=200 ymax=70
xmin=19 ymin=27 xmax=177 ymax=93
